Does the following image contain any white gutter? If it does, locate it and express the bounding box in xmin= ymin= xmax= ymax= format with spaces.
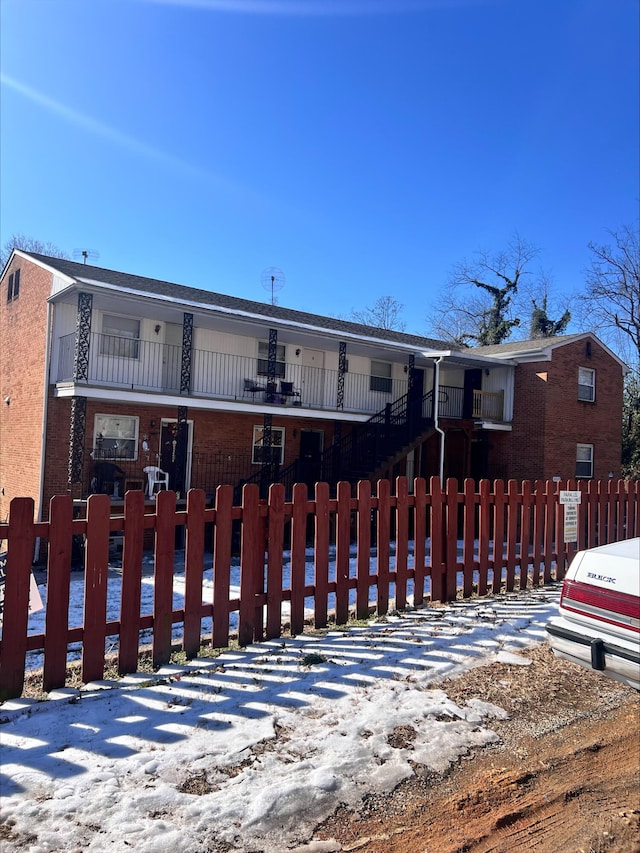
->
xmin=433 ymin=355 xmax=445 ymax=486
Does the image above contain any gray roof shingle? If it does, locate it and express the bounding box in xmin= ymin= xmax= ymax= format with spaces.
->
xmin=26 ymin=251 xmax=457 ymax=351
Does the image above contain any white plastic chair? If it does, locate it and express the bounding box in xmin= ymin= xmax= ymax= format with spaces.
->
xmin=143 ymin=466 xmax=169 ymax=498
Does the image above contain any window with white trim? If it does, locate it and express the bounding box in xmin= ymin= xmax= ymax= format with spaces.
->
xmin=575 ymin=443 xmax=594 ymax=478
xmin=578 ymin=367 xmax=595 ymax=402
xmin=252 ymin=425 xmax=285 ymax=465
xmin=100 ymin=314 xmax=140 ymax=359
xmin=257 ymin=341 xmax=286 ymax=378
xmin=370 ymin=360 xmax=392 ymax=393
xmin=93 ymin=414 xmax=139 ymax=460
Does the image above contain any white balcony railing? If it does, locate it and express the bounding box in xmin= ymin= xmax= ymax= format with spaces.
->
xmin=56 ymin=332 xmax=410 ymax=415
xmin=473 ymin=389 xmax=505 ymax=421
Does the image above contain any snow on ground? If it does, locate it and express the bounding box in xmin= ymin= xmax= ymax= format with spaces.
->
xmin=1 ymin=580 xmax=561 ymax=853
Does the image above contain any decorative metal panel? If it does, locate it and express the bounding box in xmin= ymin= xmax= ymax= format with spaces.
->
xmin=267 ymin=328 xmax=278 ymax=386
xmin=260 ymin=413 xmax=274 ymax=496
xmin=180 ymin=312 xmax=193 ymax=394
xmin=73 ymin=293 xmax=93 ymax=383
xmin=337 ymin=341 xmax=347 ymax=409
xmin=68 ymin=396 xmax=87 ymax=484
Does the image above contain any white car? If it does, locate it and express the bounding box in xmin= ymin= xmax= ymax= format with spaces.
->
xmin=546 ymin=538 xmax=640 ymax=690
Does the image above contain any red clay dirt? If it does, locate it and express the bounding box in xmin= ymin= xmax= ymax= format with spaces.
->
xmin=315 ymin=644 xmax=640 ymax=853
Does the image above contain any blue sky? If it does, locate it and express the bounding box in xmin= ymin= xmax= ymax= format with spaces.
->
xmin=1 ymin=0 xmax=638 ymax=336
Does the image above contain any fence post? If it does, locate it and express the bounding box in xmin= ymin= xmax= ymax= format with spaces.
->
xmin=445 ymin=478 xmax=458 ymax=601
xmin=542 ymin=481 xmax=556 ymax=583
xmin=152 ymin=489 xmax=177 ymax=668
xmin=212 ymin=485 xmax=234 ymax=649
xmin=395 ymin=477 xmax=410 ymax=610
xmin=519 ymin=481 xmax=531 ymax=589
xmin=492 ymin=480 xmax=505 ymax=594
xmin=183 ymin=488 xmax=206 ymax=658
xmin=266 ymin=484 xmax=285 ymax=639
xmin=238 ymin=484 xmax=262 ymax=646
xmin=335 ymin=481 xmax=351 ymax=625
xmin=356 ymin=480 xmax=372 ymax=619
xmin=532 ymin=481 xmax=544 ymax=585
xmin=0 ymin=497 xmax=35 ymax=701
xmin=615 ymin=480 xmax=626 ymax=546
xmin=119 ymin=489 xmax=145 ymax=675
xmin=598 ymin=479 xmax=608 ymax=545
xmin=43 ymin=495 xmax=74 ymax=692
xmin=505 ymin=480 xmax=518 ymax=592
xmin=553 ymin=479 xmax=566 ymax=580
xmin=477 ymin=480 xmax=491 ymax=596
xmin=290 ymin=482 xmax=308 ymax=636
xmin=429 ymin=476 xmax=445 ymax=602
xmin=314 ymin=482 xmax=330 ymax=628
xmin=586 ymin=480 xmax=597 ymax=549
xmin=82 ymin=494 xmax=111 ymax=684
xmin=376 ymin=478 xmax=391 ymax=615
xmin=412 ymin=477 xmax=427 ymax=606
xmin=462 ymin=478 xmax=475 ymax=598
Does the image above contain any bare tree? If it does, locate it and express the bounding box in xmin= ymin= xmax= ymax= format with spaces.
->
xmin=581 ymin=224 xmax=640 ymax=366
xmin=428 ymin=235 xmax=539 ymax=346
xmin=351 ymin=295 xmax=406 ymax=331
xmin=1 ymin=233 xmax=69 ymax=269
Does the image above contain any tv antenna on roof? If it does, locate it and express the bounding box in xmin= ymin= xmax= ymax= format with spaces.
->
xmin=73 ymin=248 xmax=100 ymax=265
xmin=261 ymin=267 xmax=285 ymax=305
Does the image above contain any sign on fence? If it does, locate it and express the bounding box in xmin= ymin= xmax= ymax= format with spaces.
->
xmin=559 ymin=490 xmax=582 ymax=543
xmin=0 ymin=552 xmax=44 ymax=626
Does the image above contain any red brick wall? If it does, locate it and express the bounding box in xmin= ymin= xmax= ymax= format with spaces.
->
xmin=41 ymin=395 xmax=342 ymax=514
xmin=0 ymin=257 xmax=52 ymax=521
xmin=488 ymin=338 xmax=624 ymax=482
xmin=488 ymin=363 xmax=549 ymax=481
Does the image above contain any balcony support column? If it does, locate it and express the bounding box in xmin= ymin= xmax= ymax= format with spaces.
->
xmin=73 ymin=292 xmax=93 ymax=383
xmin=180 ymin=312 xmax=193 ymax=395
xmin=268 ymin=327 xmax=278 ymax=384
xmin=68 ymin=396 xmax=87 ymax=485
xmin=337 ymin=342 xmax=347 ymax=410
xmin=261 ymin=413 xmax=274 ymax=497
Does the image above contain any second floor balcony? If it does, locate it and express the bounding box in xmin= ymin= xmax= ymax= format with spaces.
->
xmin=55 ymin=331 xmax=509 ymax=423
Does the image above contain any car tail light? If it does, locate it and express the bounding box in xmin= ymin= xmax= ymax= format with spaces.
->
xmin=560 ymin=579 xmax=640 ymax=633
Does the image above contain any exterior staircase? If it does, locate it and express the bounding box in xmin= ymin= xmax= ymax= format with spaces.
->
xmin=318 ymin=388 xmax=436 ymax=488
xmin=239 ymin=388 xmax=439 ymax=498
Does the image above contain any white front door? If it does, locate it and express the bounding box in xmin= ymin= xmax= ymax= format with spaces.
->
xmin=301 ymin=349 xmax=325 ymax=408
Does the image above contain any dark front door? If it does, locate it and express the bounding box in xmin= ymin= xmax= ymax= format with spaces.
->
xmin=463 ymin=369 xmax=483 ymax=419
xmin=299 ymin=430 xmax=323 ymax=490
xmin=408 ymin=368 xmax=425 ymax=427
xmin=160 ymin=421 xmax=189 ymax=496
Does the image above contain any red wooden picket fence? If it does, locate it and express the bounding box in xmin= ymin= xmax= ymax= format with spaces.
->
xmin=1 ymin=477 xmax=638 ymax=700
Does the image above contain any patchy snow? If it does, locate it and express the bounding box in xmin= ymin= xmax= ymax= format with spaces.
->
xmin=2 ymin=577 xmax=561 ymax=853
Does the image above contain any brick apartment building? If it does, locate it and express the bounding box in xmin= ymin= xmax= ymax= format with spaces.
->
xmin=0 ymin=250 xmax=628 ymax=525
